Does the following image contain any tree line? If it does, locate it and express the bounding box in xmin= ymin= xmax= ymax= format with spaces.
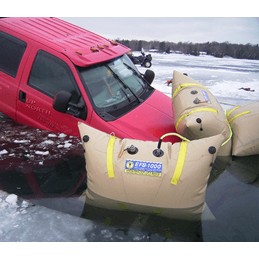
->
xmin=117 ymin=39 xmax=259 ymax=60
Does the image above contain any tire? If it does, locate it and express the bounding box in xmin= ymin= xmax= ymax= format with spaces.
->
xmin=143 ymin=61 xmax=152 ymax=68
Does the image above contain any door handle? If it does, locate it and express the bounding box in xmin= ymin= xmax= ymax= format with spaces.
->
xmin=19 ymin=90 xmax=26 ymax=103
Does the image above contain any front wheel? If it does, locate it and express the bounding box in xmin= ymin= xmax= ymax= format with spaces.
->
xmin=143 ymin=61 xmax=152 ymax=68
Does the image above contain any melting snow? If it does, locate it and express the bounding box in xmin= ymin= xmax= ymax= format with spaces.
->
xmin=14 ymin=140 xmax=30 ymax=143
xmin=5 ymin=194 xmax=18 ymax=206
xmin=0 ymin=149 xmax=8 ymax=155
xmin=35 ymin=150 xmax=50 ymax=156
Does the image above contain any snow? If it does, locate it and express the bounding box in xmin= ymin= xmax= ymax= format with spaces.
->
xmin=138 ymin=52 xmax=259 ymax=109
xmin=5 ymin=194 xmax=18 ymax=206
xmin=0 ymin=149 xmax=8 ymax=155
xmin=58 ymin=133 xmax=67 ymax=138
xmin=13 ymin=140 xmax=31 ymax=143
xmin=64 ymin=142 xmax=72 ymax=148
xmin=48 ymin=133 xmax=58 ymax=138
xmin=34 ymin=150 xmax=50 ymax=156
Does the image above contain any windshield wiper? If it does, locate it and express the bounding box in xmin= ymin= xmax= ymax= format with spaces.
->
xmin=106 ymin=65 xmax=143 ymax=104
xmin=123 ymin=62 xmax=151 ymax=89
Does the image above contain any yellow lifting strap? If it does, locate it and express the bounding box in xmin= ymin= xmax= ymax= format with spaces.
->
xmin=228 ymin=110 xmax=251 ymax=124
xmin=159 ymin=132 xmax=190 ymax=142
xmin=226 ymin=105 xmax=240 ymax=118
xmin=107 ymin=134 xmax=116 ymax=178
xmin=171 ymin=140 xmax=188 ymax=185
xmin=221 ymin=122 xmax=233 ymax=147
xmin=173 ymin=83 xmax=207 ymax=98
xmin=176 ymin=107 xmax=218 ymax=131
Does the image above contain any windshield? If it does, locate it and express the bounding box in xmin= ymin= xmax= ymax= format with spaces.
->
xmin=79 ymin=54 xmax=151 ymax=115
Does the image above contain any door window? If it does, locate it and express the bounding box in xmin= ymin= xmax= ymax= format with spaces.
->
xmin=28 ymin=50 xmax=80 ymax=102
xmin=0 ymin=32 xmax=27 ymax=77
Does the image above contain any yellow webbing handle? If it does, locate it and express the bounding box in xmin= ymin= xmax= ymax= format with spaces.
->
xmin=107 ymin=134 xmax=116 ymax=178
xmin=160 ymin=132 xmax=190 ymax=143
xmin=171 ymin=141 xmax=188 ymax=185
xmin=226 ymin=105 xmax=240 ymax=118
xmin=228 ymin=111 xmax=251 ymax=124
xmin=173 ymin=83 xmax=207 ymax=98
xmin=176 ymin=107 xmax=218 ymax=131
xmin=221 ymin=122 xmax=233 ymax=147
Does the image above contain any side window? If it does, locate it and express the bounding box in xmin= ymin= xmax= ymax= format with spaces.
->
xmin=28 ymin=50 xmax=80 ymax=102
xmin=0 ymin=32 xmax=27 ymax=77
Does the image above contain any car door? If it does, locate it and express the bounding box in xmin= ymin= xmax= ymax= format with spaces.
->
xmin=16 ymin=48 xmax=87 ymax=136
xmin=0 ymin=31 xmax=27 ymax=119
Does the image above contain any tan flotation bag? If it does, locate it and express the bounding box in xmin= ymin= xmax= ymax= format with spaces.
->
xmin=227 ymin=102 xmax=259 ymax=156
xmin=171 ymin=70 xmax=232 ymax=156
xmin=78 ymin=122 xmax=224 ymax=220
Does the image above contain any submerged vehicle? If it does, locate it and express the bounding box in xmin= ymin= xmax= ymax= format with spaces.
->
xmin=0 ymin=17 xmax=175 ymax=142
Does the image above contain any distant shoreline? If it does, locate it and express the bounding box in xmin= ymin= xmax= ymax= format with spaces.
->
xmin=118 ymin=39 xmax=259 ymax=60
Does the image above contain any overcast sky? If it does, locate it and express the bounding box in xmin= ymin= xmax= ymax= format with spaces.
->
xmin=61 ymin=17 xmax=259 ymax=45
xmin=3 ymin=1 xmax=259 ymax=45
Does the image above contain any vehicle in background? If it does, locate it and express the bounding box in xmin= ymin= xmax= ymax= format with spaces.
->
xmin=127 ymin=48 xmax=152 ymax=68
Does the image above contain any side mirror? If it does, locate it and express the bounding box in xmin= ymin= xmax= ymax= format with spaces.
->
xmin=53 ymin=91 xmax=72 ymax=113
xmin=144 ymin=69 xmax=155 ymax=85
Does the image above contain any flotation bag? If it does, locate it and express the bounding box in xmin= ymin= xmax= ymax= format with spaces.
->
xmin=171 ymin=70 xmax=232 ymax=156
xmin=78 ymin=122 xmax=224 ymax=220
xmin=227 ymin=102 xmax=259 ymax=156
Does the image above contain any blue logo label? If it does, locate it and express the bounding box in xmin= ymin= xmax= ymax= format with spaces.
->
xmin=125 ymin=159 xmax=162 ymax=177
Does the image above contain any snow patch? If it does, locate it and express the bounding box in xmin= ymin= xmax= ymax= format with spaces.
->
xmin=5 ymin=194 xmax=18 ymax=206
xmin=64 ymin=142 xmax=72 ymax=148
xmin=0 ymin=149 xmax=8 ymax=155
xmin=35 ymin=151 xmax=50 ymax=156
xmin=40 ymin=140 xmax=55 ymax=145
xmin=14 ymin=140 xmax=30 ymax=143
xmin=48 ymin=133 xmax=57 ymax=138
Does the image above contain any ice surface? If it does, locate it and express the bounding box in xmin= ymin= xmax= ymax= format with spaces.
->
xmin=0 ymin=190 xmax=93 ymax=241
xmin=138 ymin=52 xmax=259 ymax=109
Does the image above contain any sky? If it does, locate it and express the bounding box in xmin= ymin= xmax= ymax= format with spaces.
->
xmin=61 ymin=17 xmax=259 ymax=45
xmin=2 ymin=0 xmax=259 ymax=45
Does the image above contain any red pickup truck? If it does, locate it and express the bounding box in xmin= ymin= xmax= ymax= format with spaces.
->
xmin=0 ymin=17 xmax=176 ymax=142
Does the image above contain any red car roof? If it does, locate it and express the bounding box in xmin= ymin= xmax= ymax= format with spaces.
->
xmin=0 ymin=17 xmax=129 ymax=67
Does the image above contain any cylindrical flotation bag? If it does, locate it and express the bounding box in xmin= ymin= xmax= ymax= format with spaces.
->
xmin=78 ymin=122 xmax=224 ymax=220
xmin=171 ymin=70 xmax=232 ymax=156
xmin=227 ymin=102 xmax=259 ymax=156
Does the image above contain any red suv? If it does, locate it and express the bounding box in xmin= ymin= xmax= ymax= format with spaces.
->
xmin=0 ymin=17 xmax=176 ymax=142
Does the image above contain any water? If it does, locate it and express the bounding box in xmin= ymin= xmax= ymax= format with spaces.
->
xmin=0 ymin=53 xmax=259 ymax=242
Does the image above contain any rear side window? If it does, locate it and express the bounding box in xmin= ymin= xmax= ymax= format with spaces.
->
xmin=28 ymin=50 xmax=80 ymax=102
xmin=0 ymin=31 xmax=27 ymax=77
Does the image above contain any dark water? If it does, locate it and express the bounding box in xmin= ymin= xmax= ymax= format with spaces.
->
xmin=1 ymin=113 xmax=259 ymax=241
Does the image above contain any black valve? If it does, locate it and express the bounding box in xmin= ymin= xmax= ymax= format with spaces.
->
xmin=193 ymin=97 xmax=201 ymax=104
xmin=82 ymin=135 xmax=90 ymax=142
xmin=127 ymin=145 xmax=138 ymax=155
xmin=196 ymin=118 xmax=203 ymax=131
xmin=208 ymin=146 xmax=217 ymax=154
xmin=153 ymin=149 xmax=164 ymax=157
xmin=191 ymin=90 xmax=198 ymax=95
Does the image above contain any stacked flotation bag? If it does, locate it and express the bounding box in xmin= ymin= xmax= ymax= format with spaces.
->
xmin=79 ymin=122 xmax=224 ymax=220
xmin=171 ymin=71 xmax=232 ymax=156
xmin=227 ymin=102 xmax=259 ymax=156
